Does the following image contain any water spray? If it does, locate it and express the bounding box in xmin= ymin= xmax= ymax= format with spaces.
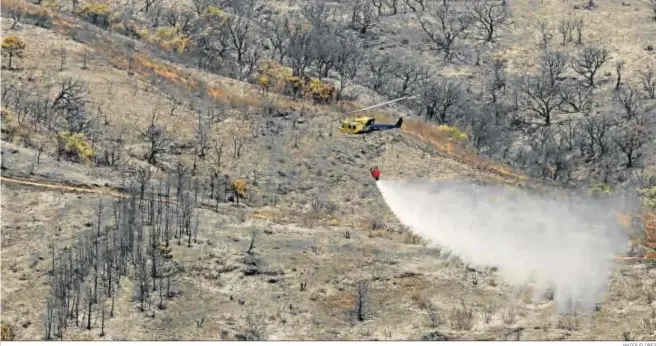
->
xmin=375 ymin=178 xmax=630 ymax=312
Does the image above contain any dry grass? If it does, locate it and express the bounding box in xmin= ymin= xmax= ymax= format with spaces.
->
xmin=325 ymin=291 xmax=356 ymax=310
xmin=402 ymin=277 xmax=432 ymax=301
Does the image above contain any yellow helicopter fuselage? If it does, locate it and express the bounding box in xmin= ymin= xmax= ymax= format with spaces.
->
xmin=339 ymin=117 xmax=376 ymax=134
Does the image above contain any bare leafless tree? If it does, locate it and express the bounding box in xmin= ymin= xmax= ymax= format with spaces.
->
xmin=519 ymin=74 xmax=566 ymax=126
xmin=141 ymin=0 xmax=162 ymax=14
xmin=163 ymin=8 xmax=196 ymax=36
xmin=557 ymin=18 xmax=574 ymax=45
xmin=354 ymin=279 xmax=371 ymax=321
xmin=97 ymin=134 xmax=123 ymax=167
xmin=370 ymin=0 xmax=385 ymax=16
xmin=579 ymin=114 xmax=616 ymax=159
xmin=350 ymin=0 xmax=377 ymax=35
xmin=140 ymin=113 xmax=170 ymax=165
xmin=191 ymin=0 xmax=211 ymax=16
xmin=7 ymin=3 xmax=24 ymax=29
xmin=639 ymin=64 xmax=656 ymax=99
xmin=190 ymin=17 xmax=231 ymax=70
xmin=265 ymin=16 xmax=291 ymax=63
xmin=539 ymin=50 xmax=568 ymax=87
xmin=615 ymin=60 xmax=625 ymax=91
xmin=538 ymin=20 xmax=552 ymax=49
xmin=334 ymin=35 xmax=365 ymax=93
xmin=311 ymin=31 xmax=340 ymax=78
xmin=237 ymin=44 xmax=262 ymax=80
xmin=81 ymin=50 xmax=89 ymax=70
xmin=52 ymin=77 xmax=92 ymax=134
xmin=613 ymin=123 xmax=648 ymax=168
xmin=556 ymin=119 xmax=579 ymax=152
xmin=417 ymin=2 xmax=472 ymax=63
xmin=195 ymin=111 xmax=210 ymax=159
xmin=404 ymin=0 xmax=426 ymax=12
xmin=449 ymin=299 xmax=475 ymax=331
xmin=481 ymin=58 xmax=509 ymax=124
xmin=570 ymin=47 xmax=609 ymax=87
xmin=615 ymin=85 xmax=643 ymax=120
xmin=468 ymin=0 xmax=508 ymax=42
xmin=284 ymin=24 xmax=315 ymax=77
xmin=416 ymin=78 xmax=463 ymax=124
xmin=561 ymin=82 xmax=593 ymax=114
xmin=365 ymin=52 xmax=394 ymax=93
xmin=384 ymin=0 xmax=400 ymax=15
xmin=246 ymin=229 xmax=263 ymax=254
xmin=301 ymin=0 xmax=334 ymax=31
xmin=391 ymin=57 xmax=432 ymax=96
xmin=571 ymin=17 xmax=583 ymax=45
xmin=221 ymin=0 xmax=259 ymax=65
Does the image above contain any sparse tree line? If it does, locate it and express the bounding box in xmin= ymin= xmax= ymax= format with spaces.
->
xmin=42 ymin=167 xmax=207 ymax=340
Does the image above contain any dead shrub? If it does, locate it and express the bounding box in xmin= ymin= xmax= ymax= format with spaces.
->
xmin=642 ymin=316 xmax=655 ymax=335
xmin=502 ymin=307 xmax=516 ymax=325
xmin=449 ymin=300 xmax=476 ymax=331
xmin=557 ymin=312 xmax=580 ymax=331
xmin=483 ymin=304 xmax=496 ymax=324
xmin=423 ymin=302 xmax=444 ymax=328
xmin=403 ymin=231 xmax=423 ymax=245
xmin=236 ymin=309 xmax=266 ymax=341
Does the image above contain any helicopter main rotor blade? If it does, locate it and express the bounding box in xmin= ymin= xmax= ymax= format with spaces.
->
xmin=345 ymin=96 xmax=415 ymax=114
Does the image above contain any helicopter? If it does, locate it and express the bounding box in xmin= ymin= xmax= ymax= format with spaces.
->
xmin=338 ymin=96 xmax=413 ymax=135
xmin=338 ymin=116 xmax=404 ymax=135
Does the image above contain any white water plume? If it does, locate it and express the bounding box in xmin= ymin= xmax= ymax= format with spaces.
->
xmin=376 ymin=179 xmax=631 ymax=312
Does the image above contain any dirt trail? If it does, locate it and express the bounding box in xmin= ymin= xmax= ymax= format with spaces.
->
xmin=1 ymin=175 xmax=128 ymax=198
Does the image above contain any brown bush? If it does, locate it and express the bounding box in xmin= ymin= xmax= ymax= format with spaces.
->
xmin=305 ymin=78 xmax=340 ymax=104
xmin=231 ymin=179 xmax=248 ymax=198
xmin=1 ymin=322 xmax=16 ymax=341
xmin=642 ymin=210 xmax=656 ymax=250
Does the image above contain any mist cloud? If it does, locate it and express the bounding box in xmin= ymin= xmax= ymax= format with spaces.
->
xmin=376 ymin=179 xmax=630 ymax=312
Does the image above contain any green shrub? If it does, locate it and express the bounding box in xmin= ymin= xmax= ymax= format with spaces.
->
xmin=438 ymin=125 xmax=468 ymax=141
xmin=76 ymin=1 xmax=110 ymax=27
xmin=589 ymin=183 xmax=613 ymax=195
xmin=57 ymin=131 xmax=95 ymax=163
xmin=641 ymin=187 xmax=656 ymax=209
